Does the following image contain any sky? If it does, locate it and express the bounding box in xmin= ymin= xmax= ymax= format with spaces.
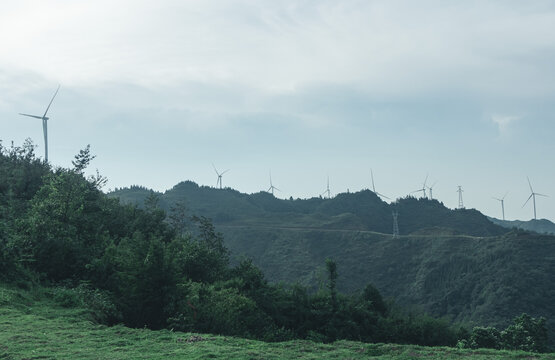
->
xmin=1 ymin=0 xmax=555 ymax=221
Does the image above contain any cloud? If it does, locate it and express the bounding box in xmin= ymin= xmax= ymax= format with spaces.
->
xmin=1 ymin=0 xmax=555 ymax=99
xmin=491 ymin=114 xmax=520 ymax=134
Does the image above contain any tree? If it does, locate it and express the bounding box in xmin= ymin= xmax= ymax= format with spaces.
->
xmin=501 ymin=313 xmax=549 ymax=353
xmin=326 ymin=258 xmax=338 ymax=313
xmin=71 ymin=144 xmax=95 ymax=174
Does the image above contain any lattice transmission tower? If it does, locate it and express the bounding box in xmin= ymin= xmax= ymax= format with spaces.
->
xmin=457 ymin=186 xmax=464 ymax=209
xmin=392 ymin=211 xmax=399 ymax=239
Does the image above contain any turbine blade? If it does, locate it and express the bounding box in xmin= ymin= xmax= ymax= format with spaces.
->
xmin=522 ymin=194 xmax=533 ymax=208
xmin=19 ymin=113 xmax=43 ymax=119
xmin=212 ymin=163 xmax=219 ymax=175
xmin=527 ymin=177 xmax=534 ymax=193
xmin=535 ymin=193 xmax=548 ymax=197
xmin=371 ymin=169 xmax=376 ymax=192
xmin=42 ymin=85 xmax=60 ymax=118
xmin=377 ymin=192 xmax=390 ymax=199
xmin=274 ymin=187 xmax=281 ymax=192
xmin=502 ymin=191 xmax=508 ymax=200
xmin=221 ymin=169 xmax=230 ymax=175
xmin=411 ymin=189 xmax=423 ymax=194
xmin=423 ymin=174 xmax=428 ymax=187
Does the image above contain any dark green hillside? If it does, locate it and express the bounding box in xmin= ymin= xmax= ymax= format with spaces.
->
xmin=489 ymin=217 xmax=555 ymax=235
xmin=2 ymin=141 xmax=553 ymax=353
xmin=110 ymin=181 xmax=507 ymax=236
xmin=110 ymin=181 xmax=555 ymax=344
xmin=220 ymin=227 xmax=555 ymax=345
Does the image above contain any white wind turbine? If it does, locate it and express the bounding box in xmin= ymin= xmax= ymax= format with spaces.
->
xmin=267 ymin=171 xmax=280 ymax=196
xmin=19 ymin=85 xmax=60 ymax=162
xmin=411 ymin=174 xmax=428 ymax=198
xmin=427 ymin=181 xmax=437 ymax=200
xmin=212 ymin=164 xmax=230 ymax=189
xmin=492 ymin=191 xmax=508 ymax=221
xmin=522 ymin=177 xmax=547 ymax=220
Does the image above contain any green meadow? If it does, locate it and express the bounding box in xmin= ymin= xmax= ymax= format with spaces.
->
xmin=1 ymin=284 xmax=553 ymax=360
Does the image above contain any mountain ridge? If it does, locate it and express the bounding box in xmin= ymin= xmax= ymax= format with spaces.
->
xmin=110 ymin=181 xmax=555 ymax=345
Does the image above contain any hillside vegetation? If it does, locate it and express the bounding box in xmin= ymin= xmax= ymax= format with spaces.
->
xmin=489 ymin=217 xmax=555 ymax=235
xmin=111 ymin=180 xmax=507 ymax=236
xmin=111 ymin=181 xmax=555 ymax=346
xmin=0 ymin=140 xmax=552 ymax=354
xmin=1 ymin=283 xmax=553 ymax=360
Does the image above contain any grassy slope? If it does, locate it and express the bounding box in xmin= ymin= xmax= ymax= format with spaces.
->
xmin=1 ymin=285 xmax=553 ymax=360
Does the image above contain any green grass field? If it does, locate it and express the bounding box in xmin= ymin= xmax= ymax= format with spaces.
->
xmin=1 ymin=284 xmax=553 ymax=360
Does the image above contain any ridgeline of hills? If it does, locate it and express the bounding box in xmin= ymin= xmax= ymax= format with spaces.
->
xmin=110 ymin=181 xmax=555 ymax=344
xmin=489 ymin=217 xmax=555 ymax=235
xmin=111 ymin=181 xmax=507 ymax=236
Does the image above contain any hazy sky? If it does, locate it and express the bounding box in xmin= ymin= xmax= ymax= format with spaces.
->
xmin=1 ymin=1 xmax=555 ymax=221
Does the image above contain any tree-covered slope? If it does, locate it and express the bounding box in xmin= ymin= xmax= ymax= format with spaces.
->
xmin=220 ymin=226 xmax=555 ymax=335
xmin=110 ymin=181 xmax=507 ymax=236
xmin=110 ymin=182 xmax=555 ymax=345
xmin=489 ymin=217 xmax=555 ymax=235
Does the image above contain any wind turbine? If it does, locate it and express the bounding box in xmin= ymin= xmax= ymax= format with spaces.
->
xmin=427 ymin=181 xmax=437 ymax=200
xmin=212 ymin=164 xmax=230 ymax=189
xmin=522 ymin=177 xmax=547 ymax=220
xmin=19 ymin=85 xmax=60 ymax=162
xmin=411 ymin=174 xmax=428 ymax=198
xmin=370 ymin=169 xmax=390 ymax=200
xmin=321 ymin=176 xmax=331 ymax=199
xmin=267 ymin=171 xmax=280 ymax=196
xmin=492 ymin=191 xmax=508 ymax=221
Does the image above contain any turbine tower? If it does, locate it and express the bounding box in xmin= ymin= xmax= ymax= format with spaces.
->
xmin=493 ymin=192 xmax=508 ymax=221
xmin=370 ymin=169 xmax=390 ymax=200
xmin=522 ymin=177 xmax=548 ymax=220
xmin=411 ymin=174 xmax=428 ymax=198
xmin=19 ymin=85 xmax=60 ymax=162
xmin=427 ymin=181 xmax=437 ymax=200
xmin=321 ymin=176 xmax=331 ymax=199
xmin=457 ymin=186 xmax=464 ymax=209
xmin=267 ymin=171 xmax=280 ymax=196
xmin=212 ymin=164 xmax=230 ymax=189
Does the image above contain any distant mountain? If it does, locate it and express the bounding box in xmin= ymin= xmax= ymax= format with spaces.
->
xmin=110 ymin=180 xmax=507 ymax=237
xmin=489 ymin=217 xmax=555 ymax=235
xmin=109 ymin=182 xmax=555 ymax=344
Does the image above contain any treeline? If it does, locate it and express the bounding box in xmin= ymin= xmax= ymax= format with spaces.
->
xmin=0 ymin=140 xmax=549 ymax=351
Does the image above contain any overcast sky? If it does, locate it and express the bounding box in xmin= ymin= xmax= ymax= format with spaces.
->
xmin=1 ymin=1 xmax=555 ymax=221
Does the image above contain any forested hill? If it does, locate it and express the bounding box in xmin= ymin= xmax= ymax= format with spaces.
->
xmin=1 ymin=142 xmax=553 ymax=351
xmin=489 ymin=217 xmax=555 ymax=235
xmin=110 ymin=181 xmax=555 ymax=345
xmin=110 ymin=180 xmax=507 ymax=237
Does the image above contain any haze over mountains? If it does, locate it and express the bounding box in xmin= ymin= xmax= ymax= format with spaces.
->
xmin=110 ymin=181 xmax=555 ymax=344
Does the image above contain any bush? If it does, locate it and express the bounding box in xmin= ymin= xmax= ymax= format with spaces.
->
xmin=470 ymin=326 xmax=501 ymax=349
xmin=50 ymin=284 xmax=121 ymax=324
xmin=500 ymin=313 xmax=548 ymax=353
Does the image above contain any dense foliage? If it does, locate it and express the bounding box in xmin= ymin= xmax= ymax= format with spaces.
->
xmin=109 ymin=178 xmax=555 ymax=349
xmin=0 ymin=140 xmax=550 ymax=352
xmin=111 ymin=180 xmax=507 ymax=236
xmin=462 ymin=314 xmax=549 ymax=353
